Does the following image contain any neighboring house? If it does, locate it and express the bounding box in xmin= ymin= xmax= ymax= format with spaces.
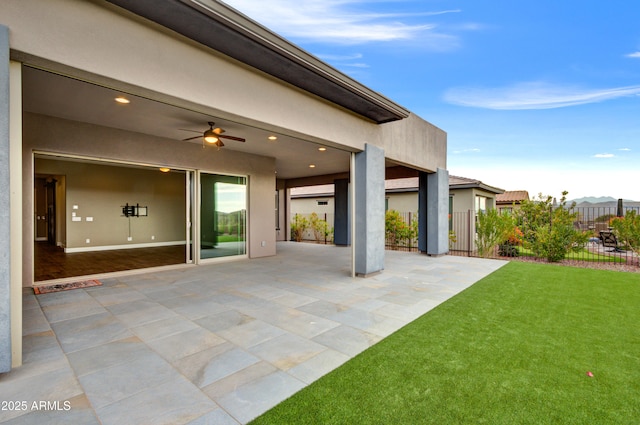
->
xmin=291 ymin=175 xmax=505 ymax=245
xmin=448 ymin=176 xmax=505 ymax=215
xmin=1 ymin=0 xmax=449 ymax=370
xmin=496 ymin=190 xmax=530 ymax=213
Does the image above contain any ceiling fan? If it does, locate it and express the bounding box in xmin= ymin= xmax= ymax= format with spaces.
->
xmin=181 ymin=121 xmax=245 ymax=147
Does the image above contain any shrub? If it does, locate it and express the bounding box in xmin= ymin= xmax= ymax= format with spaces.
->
xmin=476 ymin=208 xmax=516 ymax=257
xmin=309 ymin=212 xmax=332 ymax=243
xmin=516 ymin=191 xmax=589 ymax=262
xmin=290 ymin=213 xmax=309 ymax=242
xmin=610 ymin=210 xmax=640 ymax=253
xmin=385 ymin=210 xmax=417 ymax=248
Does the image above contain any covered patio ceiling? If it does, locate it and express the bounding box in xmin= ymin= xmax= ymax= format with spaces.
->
xmin=23 ymin=65 xmax=354 ymax=180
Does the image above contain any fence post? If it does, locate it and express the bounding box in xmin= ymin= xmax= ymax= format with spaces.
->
xmin=467 ymin=209 xmax=472 ymax=256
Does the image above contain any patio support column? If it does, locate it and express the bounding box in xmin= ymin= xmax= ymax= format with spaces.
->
xmin=418 ymin=171 xmax=428 ymax=253
xmin=0 ymin=25 xmax=11 ymax=372
xmin=423 ymin=168 xmax=449 ymax=256
xmin=354 ymin=144 xmax=385 ymax=276
xmin=333 ymin=178 xmax=350 ymax=246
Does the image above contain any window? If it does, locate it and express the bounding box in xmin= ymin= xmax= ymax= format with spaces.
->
xmin=317 ymin=200 xmax=328 ymax=206
xmin=475 ymin=196 xmax=487 ymax=214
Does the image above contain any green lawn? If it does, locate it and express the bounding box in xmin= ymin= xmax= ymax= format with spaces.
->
xmin=250 ymin=262 xmax=640 ymax=424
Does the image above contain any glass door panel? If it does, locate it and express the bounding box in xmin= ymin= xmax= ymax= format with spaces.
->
xmin=199 ymin=173 xmax=247 ymax=260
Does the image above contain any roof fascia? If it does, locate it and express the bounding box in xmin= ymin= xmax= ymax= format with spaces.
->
xmin=105 ymin=0 xmax=410 ymax=123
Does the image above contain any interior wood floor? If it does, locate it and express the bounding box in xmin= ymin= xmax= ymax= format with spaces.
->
xmin=35 ymin=242 xmax=187 ymax=282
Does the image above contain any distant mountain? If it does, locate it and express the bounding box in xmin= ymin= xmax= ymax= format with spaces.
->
xmin=569 ymin=196 xmax=637 ymax=204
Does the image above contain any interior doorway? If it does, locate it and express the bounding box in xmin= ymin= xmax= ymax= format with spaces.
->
xmin=33 ymin=155 xmax=191 ymax=282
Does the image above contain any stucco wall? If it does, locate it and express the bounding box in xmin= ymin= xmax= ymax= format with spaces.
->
xmin=22 ymin=113 xmax=276 ymax=285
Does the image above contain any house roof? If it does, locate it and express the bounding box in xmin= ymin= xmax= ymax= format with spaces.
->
xmin=105 ymin=0 xmax=409 ymax=124
xmin=496 ymin=190 xmax=530 ymax=204
xmin=449 ymin=175 xmax=504 ymax=194
xmin=290 ymin=175 xmax=505 ymax=197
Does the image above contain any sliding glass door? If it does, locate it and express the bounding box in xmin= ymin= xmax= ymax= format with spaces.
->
xmin=199 ymin=173 xmax=247 ymax=260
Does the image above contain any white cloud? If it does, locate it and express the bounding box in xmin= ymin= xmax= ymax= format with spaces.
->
xmin=626 ymin=52 xmax=640 ymax=58
xmin=443 ymin=81 xmax=640 ymax=110
xmin=618 ymin=147 xmax=631 ymax=151
xmin=593 ymin=153 xmax=615 ymax=158
xmin=222 ymin=0 xmax=461 ymax=45
xmin=451 ymin=148 xmax=481 ymax=154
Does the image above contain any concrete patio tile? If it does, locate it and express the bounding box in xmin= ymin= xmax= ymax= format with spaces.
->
xmin=41 ymin=298 xmax=107 ymax=323
xmin=187 ymin=408 xmax=240 ymax=425
xmin=248 ymin=333 xmax=326 ymax=371
xmin=130 ymin=315 xmax=198 ymax=341
xmin=203 ymin=361 xmax=277 ymax=400
xmin=217 ymin=319 xmax=287 ymax=349
xmin=18 ymin=331 xmax=68 ymax=380
xmin=287 ymin=348 xmax=351 ymax=384
xmin=297 ymin=299 xmax=345 ymax=318
xmin=22 ymin=292 xmax=40 ymax=310
xmin=95 ymin=377 xmax=218 ymax=425
xmin=50 ymin=312 xmax=133 ymax=353
xmin=195 ymin=310 xmax=254 ymax=333
xmin=161 ymin=295 xmax=232 ymax=320
xmin=22 ymin=306 xmax=51 ymax=336
xmin=271 ymin=311 xmax=341 ymax=339
xmin=175 ymin=345 xmax=260 ymax=388
xmin=270 ymin=291 xmax=317 ymax=308
xmin=79 ymin=353 xmax=180 ymax=409
xmin=146 ymin=327 xmax=227 ymax=363
xmin=106 ymin=299 xmax=178 ymax=327
xmin=65 ymin=336 xmax=152 ymax=377
xmin=87 ymin=286 xmax=148 ymax=306
xmin=312 ymin=325 xmax=382 ymax=356
xmin=139 ymin=285 xmax=196 ymax=302
xmin=215 ymin=371 xmax=306 ymax=424
xmin=34 ymin=289 xmax=94 ymax=307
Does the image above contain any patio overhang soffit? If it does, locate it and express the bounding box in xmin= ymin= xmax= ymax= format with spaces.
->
xmin=105 ymin=0 xmax=410 ymax=124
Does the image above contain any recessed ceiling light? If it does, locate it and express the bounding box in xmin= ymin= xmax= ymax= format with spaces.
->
xmin=159 ymin=167 xmax=170 ymax=173
xmin=309 ymin=164 xmax=316 ymax=168
xmin=268 ymin=135 xmax=277 ymax=141
xmin=114 ymin=96 xmax=130 ymax=104
xmin=318 ymin=147 xmax=327 ymax=151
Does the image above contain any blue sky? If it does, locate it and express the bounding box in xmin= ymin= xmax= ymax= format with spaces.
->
xmin=223 ymin=0 xmax=640 ymax=201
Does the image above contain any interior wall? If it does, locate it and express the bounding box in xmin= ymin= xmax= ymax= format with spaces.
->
xmin=22 ymin=112 xmax=276 ymax=285
xmin=35 ymin=158 xmax=186 ymax=250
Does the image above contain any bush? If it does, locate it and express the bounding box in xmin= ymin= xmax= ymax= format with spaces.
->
xmin=476 ymin=208 xmax=516 ymax=258
xmin=610 ymin=210 xmax=640 ymax=253
xmin=516 ymin=191 xmax=588 ymax=262
xmin=385 ymin=210 xmax=417 ymax=248
xmin=290 ymin=214 xmax=309 ymax=242
xmin=309 ymin=212 xmax=332 ymax=243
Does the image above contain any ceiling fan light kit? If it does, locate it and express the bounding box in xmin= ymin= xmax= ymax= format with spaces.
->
xmin=181 ymin=121 xmax=245 ymax=149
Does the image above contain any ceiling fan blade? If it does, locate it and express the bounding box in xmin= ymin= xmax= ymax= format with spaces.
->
xmin=182 ymin=136 xmax=202 ymax=141
xmin=219 ymin=135 xmax=245 ymax=142
xmin=217 ymin=140 xmax=225 ymax=147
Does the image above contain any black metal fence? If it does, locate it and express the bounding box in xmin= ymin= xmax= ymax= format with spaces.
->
xmin=449 ymin=206 xmax=640 ymax=268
